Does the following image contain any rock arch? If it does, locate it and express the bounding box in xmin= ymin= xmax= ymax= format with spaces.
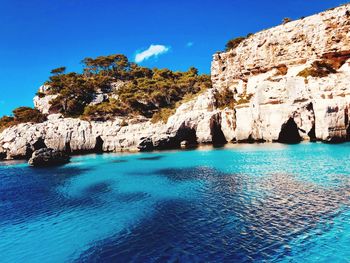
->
xmin=278 ymin=118 xmax=302 ymax=144
xmin=175 ymin=124 xmax=197 ymax=147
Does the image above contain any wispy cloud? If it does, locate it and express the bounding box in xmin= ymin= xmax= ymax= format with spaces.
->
xmin=135 ymin=44 xmax=170 ymax=63
xmin=186 ymin=42 xmax=194 ymax=47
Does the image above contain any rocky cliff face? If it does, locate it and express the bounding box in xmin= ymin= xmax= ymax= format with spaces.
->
xmin=212 ymin=3 xmax=350 ymax=143
xmin=0 ymin=89 xmax=233 ymax=159
xmin=1 ymin=4 xmax=350 ymax=160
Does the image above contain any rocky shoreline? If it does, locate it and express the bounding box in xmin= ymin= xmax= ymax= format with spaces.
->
xmin=1 ymin=3 xmax=350 ymax=160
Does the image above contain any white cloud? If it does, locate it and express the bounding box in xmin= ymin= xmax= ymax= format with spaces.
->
xmin=186 ymin=42 xmax=194 ymax=47
xmin=135 ymin=44 xmax=170 ymax=63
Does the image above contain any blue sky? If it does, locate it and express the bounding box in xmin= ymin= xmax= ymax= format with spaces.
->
xmin=0 ymin=0 xmax=346 ymax=116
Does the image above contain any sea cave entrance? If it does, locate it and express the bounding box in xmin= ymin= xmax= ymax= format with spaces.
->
xmin=94 ymin=136 xmax=104 ymax=153
xmin=278 ymin=118 xmax=302 ymax=144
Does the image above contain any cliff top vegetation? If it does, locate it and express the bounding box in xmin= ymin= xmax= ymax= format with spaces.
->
xmin=0 ymin=54 xmax=211 ymax=129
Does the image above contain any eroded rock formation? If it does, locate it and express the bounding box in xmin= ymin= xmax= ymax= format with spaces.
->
xmin=1 ymin=4 xmax=350 ymax=159
xmin=211 ymin=3 xmax=350 ymax=143
xmin=28 ymin=148 xmax=70 ymax=167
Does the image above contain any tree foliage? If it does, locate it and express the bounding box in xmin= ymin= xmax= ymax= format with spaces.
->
xmin=0 ymin=107 xmax=46 ymax=130
xmin=44 ymin=54 xmax=211 ymax=120
xmin=50 ymin=67 xmax=66 ymax=75
xmin=214 ymin=87 xmax=235 ymax=109
xmin=297 ymin=61 xmax=336 ymax=78
xmin=0 ymin=53 xmax=211 ymax=127
xmin=282 ymin=17 xmax=292 ymax=24
xmin=225 ymin=37 xmax=246 ymax=51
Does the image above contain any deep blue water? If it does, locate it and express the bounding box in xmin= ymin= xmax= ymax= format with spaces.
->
xmin=0 ymin=143 xmax=349 ymax=262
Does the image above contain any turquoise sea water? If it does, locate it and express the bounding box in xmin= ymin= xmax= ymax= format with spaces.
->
xmin=0 ymin=143 xmax=349 ymax=262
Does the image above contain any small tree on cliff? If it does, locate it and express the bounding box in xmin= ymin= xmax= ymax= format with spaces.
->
xmin=225 ymin=37 xmax=246 ymax=51
xmin=282 ymin=17 xmax=292 ymax=24
xmin=50 ymin=67 xmax=66 ymax=75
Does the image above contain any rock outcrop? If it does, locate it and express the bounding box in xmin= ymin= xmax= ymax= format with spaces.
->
xmin=28 ymin=148 xmax=70 ymax=167
xmin=211 ymin=3 xmax=350 ymax=143
xmin=1 ymin=4 xmax=350 ymax=160
xmin=0 ymin=89 xmax=228 ymax=159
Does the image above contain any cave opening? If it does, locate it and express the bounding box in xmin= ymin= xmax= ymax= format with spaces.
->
xmin=176 ymin=126 xmax=198 ymax=148
xmin=25 ymin=144 xmax=33 ymax=159
xmin=65 ymin=142 xmax=72 ymax=153
xmin=308 ymin=124 xmax=316 ymax=142
xmin=33 ymin=137 xmax=47 ymax=150
xmin=278 ymin=118 xmax=302 ymax=144
xmin=94 ymin=136 xmax=104 ymax=153
xmin=210 ymin=117 xmax=227 ymax=146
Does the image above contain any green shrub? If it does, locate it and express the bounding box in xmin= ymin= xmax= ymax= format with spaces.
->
xmin=282 ymin=17 xmax=292 ymax=24
xmin=225 ymin=37 xmax=246 ymax=51
xmin=46 ymin=55 xmax=211 ymax=119
xmin=236 ymin=94 xmax=253 ymax=105
xmin=214 ymin=87 xmax=235 ymax=109
xmin=1 ymin=54 xmax=212 ymax=123
xmin=120 ymin=119 xmax=128 ymax=126
xmin=0 ymin=107 xmax=46 ymax=131
xmin=12 ymin=107 xmax=46 ymax=123
xmin=116 ymin=67 xmax=211 ymax=118
xmin=297 ymin=61 xmax=336 ymax=78
xmin=82 ymin=99 xmax=128 ymax=121
xmin=0 ymin=116 xmax=15 ymax=131
xmin=36 ymin=92 xmax=45 ymax=98
xmin=151 ymin=108 xmax=175 ymax=124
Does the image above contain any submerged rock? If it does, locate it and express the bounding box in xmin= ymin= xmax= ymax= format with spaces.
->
xmin=28 ymin=148 xmax=70 ymax=167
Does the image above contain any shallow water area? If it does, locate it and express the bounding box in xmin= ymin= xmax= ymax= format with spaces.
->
xmin=0 ymin=143 xmax=349 ymax=262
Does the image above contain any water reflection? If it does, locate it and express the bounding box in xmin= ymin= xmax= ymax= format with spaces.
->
xmin=138 ymin=156 xmax=164 ymax=161
xmin=78 ymin=167 xmax=350 ymax=262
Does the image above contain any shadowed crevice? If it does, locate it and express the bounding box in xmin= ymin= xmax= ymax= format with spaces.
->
xmin=33 ymin=137 xmax=47 ymax=150
xmin=94 ymin=136 xmax=104 ymax=153
xmin=308 ymin=124 xmax=316 ymax=142
xmin=210 ymin=114 xmax=227 ymax=145
xmin=278 ymin=118 xmax=301 ymax=144
xmin=175 ymin=124 xmax=198 ymax=147
xmin=65 ymin=142 xmax=72 ymax=153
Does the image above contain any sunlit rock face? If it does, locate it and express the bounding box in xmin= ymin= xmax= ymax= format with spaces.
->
xmin=211 ymin=3 xmax=350 ymax=143
xmin=0 ymin=89 xmax=227 ymax=159
xmin=33 ymin=85 xmax=58 ymax=114
xmin=1 ymin=4 xmax=350 ymax=159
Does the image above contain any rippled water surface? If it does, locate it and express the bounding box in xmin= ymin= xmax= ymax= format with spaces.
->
xmin=0 ymin=143 xmax=350 ymax=262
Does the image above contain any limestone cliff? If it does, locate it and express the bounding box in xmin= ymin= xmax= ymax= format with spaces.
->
xmin=211 ymin=3 xmax=350 ymax=142
xmin=0 ymin=90 xmax=231 ymax=159
xmin=1 ymin=3 xmax=350 ymax=160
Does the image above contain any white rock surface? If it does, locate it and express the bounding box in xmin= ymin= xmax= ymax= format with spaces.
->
xmin=1 ymin=4 xmax=350 ymax=159
xmin=33 ymin=94 xmax=58 ymax=114
xmin=211 ymin=3 xmax=350 ymax=143
xmin=0 ymin=89 xmax=228 ymax=159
